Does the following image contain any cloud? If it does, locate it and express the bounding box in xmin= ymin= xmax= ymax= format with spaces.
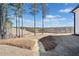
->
xmin=44 ymin=15 xmax=66 ymax=22
xmin=44 ymin=18 xmax=73 ymax=27
xmin=59 ymin=8 xmax=72 ymax=13
xmin=46 ymin=15 xmax=61 ymax=19
xmin=64 ymin=3 xmax=68 ymax=6
xmin=43 ymin=14 xmax=73 ymax=27
xmin=12 ymin=14 xmax=73 ymax=27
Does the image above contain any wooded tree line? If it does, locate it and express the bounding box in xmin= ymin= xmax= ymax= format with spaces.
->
xmin=0 ymin=3 xmax=47 ymax=39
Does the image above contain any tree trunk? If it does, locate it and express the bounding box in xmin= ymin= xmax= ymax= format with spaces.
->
xmin=16 ymin=15 xmax=18 ymax=37
xmin=41 ymin=3 xmax=46 ymax=35
xmin=42 ymin=15 xmax=44 ymax=35
xmin=1 ymin=4 xmax=7 ymax=39
xmin=18 ymin=17 xmax=21 ymax=38
xmin=21 ymin=16 xmax=23 ymax=37
xmin=34 ymin=15 xmax=36 ymax=36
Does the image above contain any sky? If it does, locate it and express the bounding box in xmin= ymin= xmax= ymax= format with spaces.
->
xmin=11 ymin=3 xmax=79 ymax=27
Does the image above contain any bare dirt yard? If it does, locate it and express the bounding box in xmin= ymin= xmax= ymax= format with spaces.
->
xmin=0 ymin=45 xmax=37 ymax=56
xmin=0 ymin=33 xmax=73 ymax=56
xmin=0 ymin=36 xmax=39 ymax=56
xmin=39 ymin=35 xmax=79 ymax=56
xmin=0 ymin=28 xmax=77 ymax=56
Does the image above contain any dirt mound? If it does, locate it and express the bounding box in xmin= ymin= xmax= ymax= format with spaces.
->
xmin=39 ymin=35 xmax=57 ymax=51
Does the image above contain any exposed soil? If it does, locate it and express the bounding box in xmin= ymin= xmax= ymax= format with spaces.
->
xmin=39 ymin=36 xmax=57 ymax=51
xmin=39 ymin=35 xmax=79 ymax=56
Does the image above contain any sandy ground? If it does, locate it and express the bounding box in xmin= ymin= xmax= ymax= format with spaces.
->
xmin=0 ymin=28 xmax=74 ymax=56
xmin=0 ymin=38 xmax=39 ymax=56
xmin=0 ymin=28 xmax=40 ymax=56
xmin=0 ymin=45 xmax=38 ymax=56
xmin=11 ymin=28 xmax=73 ymax=39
